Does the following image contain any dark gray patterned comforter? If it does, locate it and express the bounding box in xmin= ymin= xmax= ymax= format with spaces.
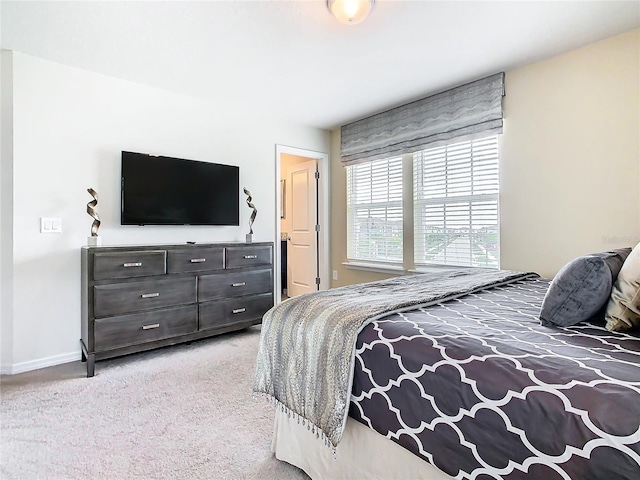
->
xmin=350 ymin=277 xmax=640 ymax=479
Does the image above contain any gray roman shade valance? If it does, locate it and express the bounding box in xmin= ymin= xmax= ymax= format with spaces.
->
xmin=340 ymin=72 xmax=505 ymax=166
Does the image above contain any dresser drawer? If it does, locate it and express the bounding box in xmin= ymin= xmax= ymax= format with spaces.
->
xmin=167 ymin=247 xmax=224 ymax=274
xmin=93 ymin=277 xmax=196 ymax=318
xmin=94 ymin=305 xmax=197 ymax=351
xmin=225 ymin=245 xmax=272 ymax=269
xmin=198 ymin=293 xmax=273 ymax=330
xmin=93 ymin=250 xmax=166 ymax=280
xmin=198 ymin=268 xmax=272 ymax=302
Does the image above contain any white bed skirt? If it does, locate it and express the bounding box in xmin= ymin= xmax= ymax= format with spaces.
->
xmin=271 ymin=409 xmax=454 ymax=480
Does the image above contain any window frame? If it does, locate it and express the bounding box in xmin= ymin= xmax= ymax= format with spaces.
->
xmin=345 ymin=156 xmax=404 ymax=266
xmin=344 ymin=135 xmax=501 ymax=273
xmin=413 ymin=136 xmax=500 ymax=269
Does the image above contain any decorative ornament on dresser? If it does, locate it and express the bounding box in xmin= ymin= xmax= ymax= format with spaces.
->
xmin=243 ymin=187 xmax=257 ymax=243
xmin=86 ymin=188 xmax=102 ymax=246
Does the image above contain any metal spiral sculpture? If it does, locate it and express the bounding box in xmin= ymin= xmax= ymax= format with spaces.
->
xmin=243 ymin=187 xmax=257 ymax=235
xmin=86 ymin=188 xmax=101 ymax=236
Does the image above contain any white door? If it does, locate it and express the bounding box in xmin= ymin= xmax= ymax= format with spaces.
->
xmin=287 ymin=159 xmax=318 ymax=297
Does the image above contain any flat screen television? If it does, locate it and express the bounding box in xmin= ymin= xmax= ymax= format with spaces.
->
xmin=121 ymin=151 xmax=240 ymax=226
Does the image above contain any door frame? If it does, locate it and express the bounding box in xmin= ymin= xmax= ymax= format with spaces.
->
xmin=275 ymin=144 xmax=329 ymax=302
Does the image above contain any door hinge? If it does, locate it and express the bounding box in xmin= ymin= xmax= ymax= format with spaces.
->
xmin=315 ymin=171 xmax=320 ymax=180
xmin=315 ymin=224 xmax=320 ymax=232
xmin=315 ymin=277 xmax=321 ymax=285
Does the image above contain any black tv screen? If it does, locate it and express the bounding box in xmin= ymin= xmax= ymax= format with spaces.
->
xmin=121 ymin=151 xmax=240 ymax=226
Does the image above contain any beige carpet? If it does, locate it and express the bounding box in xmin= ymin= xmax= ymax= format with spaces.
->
xmin=0 ymin=326 xmax=309 ymax=480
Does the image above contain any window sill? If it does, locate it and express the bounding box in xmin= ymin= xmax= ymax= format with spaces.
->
xmin=342 ymin=263 xmax=493 ymax=276
xmin=409 ymin=265 xmax=464 ymax=274
xmin=342 ymin=261 xmax=406 ymax=275
xmin=410 ymin=265 xmax=498 ymax=274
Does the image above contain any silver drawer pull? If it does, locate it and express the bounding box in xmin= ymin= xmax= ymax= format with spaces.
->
xmin=142 ymin=323 xmax=160 ymax=330
xmin=123 ymin=262 xmax=142 ymax=267
xmin=190 ymin=258 xmax=206 ymax=263
xmin=232 ymin=308 xmax=246 ymax=314
xmin=243 ymin=255 xmax=258 ymax=259
xmin=141 ymin=292 xmax=160 ymax=298
xmin=232 ymin=282 xmax=246 ymax=287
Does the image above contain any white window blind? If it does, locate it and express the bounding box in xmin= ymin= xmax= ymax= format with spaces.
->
xmin=413 ymin=136 xmax=499 ymax=268
xmin=347 ymin=157 xmax=403 ymax=263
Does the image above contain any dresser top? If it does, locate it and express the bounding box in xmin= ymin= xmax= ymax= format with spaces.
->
xmin=82 ymin=241 xmax=273 ymax=252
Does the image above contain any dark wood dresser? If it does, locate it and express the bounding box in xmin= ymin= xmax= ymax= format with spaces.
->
xmin=81 ymin=242 xmax=273 ymax=377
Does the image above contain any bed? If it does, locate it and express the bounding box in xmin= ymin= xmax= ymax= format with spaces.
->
xmin=254 ymin=259 xmax=640 ymax=480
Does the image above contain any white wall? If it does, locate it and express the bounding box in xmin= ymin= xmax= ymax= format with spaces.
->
xmin=1 ymin=50 xmax=14 ymax=369
xmin=500 ymin=28 xmax=639 ymax=277
xmin=2 ymin=51 xmax=329 ymax=373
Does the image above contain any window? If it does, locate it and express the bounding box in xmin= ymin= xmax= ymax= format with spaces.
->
xmin=346 ymin=157 xmax=403 ymax=263
xmin=413 ymin=136 xmax=499 ymax=268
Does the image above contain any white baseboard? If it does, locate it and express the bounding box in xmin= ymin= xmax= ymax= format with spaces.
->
xmin=0 ymin=351 xmax=81 ymax=375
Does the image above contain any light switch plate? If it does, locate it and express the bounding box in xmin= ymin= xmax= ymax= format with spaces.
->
xmin=41 ymin=217 xmax=62 ymax=233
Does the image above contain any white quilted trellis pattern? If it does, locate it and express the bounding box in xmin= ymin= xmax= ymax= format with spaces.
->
xmin=350 ymin=278 xmax=640 ymax=480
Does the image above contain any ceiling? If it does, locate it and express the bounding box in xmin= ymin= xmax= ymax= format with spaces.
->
xmin=2 ymin=1 xmax=639 ymax=130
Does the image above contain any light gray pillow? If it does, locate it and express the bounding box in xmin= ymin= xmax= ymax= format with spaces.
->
xmin=539 ymin=248 xmax=632 ymax=327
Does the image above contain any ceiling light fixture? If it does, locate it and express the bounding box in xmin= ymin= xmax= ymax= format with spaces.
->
xmin=327 ymin=0 xmax=375 ymax=25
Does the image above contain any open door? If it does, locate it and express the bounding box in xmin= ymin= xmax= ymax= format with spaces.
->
xmin=286 ymin=159 xmax=318 ymax=297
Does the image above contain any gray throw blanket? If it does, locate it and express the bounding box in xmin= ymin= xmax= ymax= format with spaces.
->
xmin=253 ymin=268 xmax=536 ymax=449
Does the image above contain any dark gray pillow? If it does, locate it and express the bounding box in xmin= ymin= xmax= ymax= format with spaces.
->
xmin=539 ymin=248 xmax=632 ymax=327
